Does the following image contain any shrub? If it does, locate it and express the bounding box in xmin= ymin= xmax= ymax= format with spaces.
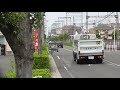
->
xmin=33 ymin=43 xmax=50 ymax=69
xmin=3 ymin=69 xmax=51 ymax=78
xmin=63 ymin=42 xmax=72 ymax=47
xmin=3 ymin=70 xmax=16 ymax=78
xmin=32 ymin=69 xmax=51 ymax=78
xmin=10 ymin=60 xmax=15 ymax=70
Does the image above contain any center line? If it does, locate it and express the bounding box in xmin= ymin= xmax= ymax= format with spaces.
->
xmin=64 ymin=66 xmax=68 ymax=70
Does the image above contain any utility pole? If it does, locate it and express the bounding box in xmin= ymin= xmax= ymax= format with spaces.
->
xmin=115 ymin=12 xmax=119 ymax=40
xmin=81 ymin=12 xmax=83 ymax=31
xmin=86 ymin=12 xmax=89 ymax=33
xmin=66 ymin=12 xmax=67 ymax=26
xmin=38 ymin=12 xmax=45 ymax=54
xmin=73 ymin=16 xmax=76 ymax=35
xmin=114 ymin=25 xmax=116 ymax=51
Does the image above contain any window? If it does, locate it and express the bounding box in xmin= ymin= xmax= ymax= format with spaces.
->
xmin=80 ymin=35 xmax=96 ymax=40
xmin=80 ymin=35 xmax=90 ymax=40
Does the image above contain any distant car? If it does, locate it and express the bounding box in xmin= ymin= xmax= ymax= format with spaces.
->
xmin=56 ymin=41 xmax=63 ymax=48
xmin=48 ymin=41 xmax=58 ymax=52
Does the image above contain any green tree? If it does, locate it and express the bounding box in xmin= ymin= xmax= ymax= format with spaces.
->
xmin=0 ymin=12 xmax=43 ymax=78
xmin=58 ymin=34 xmax=64 ymax=41
xmin=112 ymin=30 xmax=120 ymax=39
xmin=96 ymin=30 xmax=100 ymax=38
xmin=63 ymin=33 xmax=69 ymax=41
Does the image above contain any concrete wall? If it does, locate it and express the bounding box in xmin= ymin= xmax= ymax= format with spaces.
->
xmin=0 ymin=31 xmax=13 ymax=55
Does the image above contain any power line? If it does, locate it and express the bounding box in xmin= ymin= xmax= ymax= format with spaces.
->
xmin=94 ymin=12 xmax=114 ymax=24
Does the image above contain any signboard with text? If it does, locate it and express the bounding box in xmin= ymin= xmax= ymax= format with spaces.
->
xmin=34 ymin=29 xmax=38 ymax=51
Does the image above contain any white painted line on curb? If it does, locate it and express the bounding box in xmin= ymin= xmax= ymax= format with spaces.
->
xmin=57 ymin=56 xmax=60 ymax=60
xmin=105 ymin=60 xmax=120 ymax=67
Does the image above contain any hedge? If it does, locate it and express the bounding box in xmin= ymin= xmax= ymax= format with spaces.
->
xmin=32 ymin=43 xmax=50 ymax=69
xmin=3 ymin=69 xmax=51 ymax=78
xmin=63 ymin=42 xmax=72 ymax=47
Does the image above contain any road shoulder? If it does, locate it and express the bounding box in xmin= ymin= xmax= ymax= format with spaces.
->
xmin=49 ymin=55 xmax=62 ymax=78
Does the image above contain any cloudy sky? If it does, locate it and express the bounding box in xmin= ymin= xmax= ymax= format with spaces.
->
xmin=45 ymin=12 xmax=118 ymax=35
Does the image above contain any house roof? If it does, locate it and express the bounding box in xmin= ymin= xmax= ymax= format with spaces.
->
xmin=94 ymin=24 xmax=113 ymax=30
xmin=62 ymin=25 xmax=82 ymax=35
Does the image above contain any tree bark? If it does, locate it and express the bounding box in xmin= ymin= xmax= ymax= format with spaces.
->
xmin=15 ymin=55 xmax=32 ymax=78
xmin=0 ymin=13 xmax=34 ymax=78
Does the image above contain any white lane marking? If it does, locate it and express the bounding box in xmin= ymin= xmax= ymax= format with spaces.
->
xmin=105 ymin=60 xmax=120 ymax=66
xmin=64 ymin=66 xmax=74 ymax=78
xmin=63 ymin=48 xmax=72 ymax=52
xmin=64 ymin=66 xmax=68 ymax=70
xmin=57 ymin=56 xmax=60 ymax=60
xmin=107 ymin=63 xmax=116 ymax=66
xmin=57 ymin=56 xmax=74 ymax=78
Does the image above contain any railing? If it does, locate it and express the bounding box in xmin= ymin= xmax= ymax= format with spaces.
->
xmin=104 ymin=40 xmax=120 ymax=50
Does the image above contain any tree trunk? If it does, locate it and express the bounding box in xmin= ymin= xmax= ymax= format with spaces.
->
xmin=0 ymin=13 xmax=34 ymax=78
xmin=15 ymin=55 xmax=33 ymax=78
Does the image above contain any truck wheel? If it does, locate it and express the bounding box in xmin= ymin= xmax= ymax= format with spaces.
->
xmin=74 ymin=57 xmax=76 ymax=61
xmin=73 ymin=52 xmax=76 ymax=61
xmin=97 ymin=59 xmax=103 ymax=63
xmin=99 ymin=59 xmax=103 ymax=63
xmin=61 ymin=46 xmax=63 ymax=48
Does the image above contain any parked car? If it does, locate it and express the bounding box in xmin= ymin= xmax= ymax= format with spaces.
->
xmin=56 ymin=41 xmax=63 ymax=48
xmin=48 ymin=41 xmax=58 ymax=52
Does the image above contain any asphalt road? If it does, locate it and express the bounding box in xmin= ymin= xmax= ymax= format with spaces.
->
xmin=52 ymin=45 xmax=120 ymax=78
xmin=0 ymin=55 xmax=14 ymax=77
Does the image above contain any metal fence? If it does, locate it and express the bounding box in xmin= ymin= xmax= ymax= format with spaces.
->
xmin=104 ymin=40 xmax=120 ymax=50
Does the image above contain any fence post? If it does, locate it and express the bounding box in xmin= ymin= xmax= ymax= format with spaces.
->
xmin=109 ymin=45 xmax=111 ymax=52
xmin=115 ymin=44 xmax=117 ymax=51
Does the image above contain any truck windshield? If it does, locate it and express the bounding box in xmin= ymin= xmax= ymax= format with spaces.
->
xmin=80 ymin=35 xmax=96 ymax=40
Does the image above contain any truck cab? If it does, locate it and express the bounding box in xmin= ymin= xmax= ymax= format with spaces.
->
xmin=73 ymin=34 xmax=104 ymax=64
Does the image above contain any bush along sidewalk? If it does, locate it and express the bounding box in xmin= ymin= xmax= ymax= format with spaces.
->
xmin=3 ymin=43 xmax=51 ymax=78
xmin=3 ymin=69 xmax=51 ymax=78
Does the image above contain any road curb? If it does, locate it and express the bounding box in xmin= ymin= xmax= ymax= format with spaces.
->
xmin=49 ymin=55 xmax=62 ymax=78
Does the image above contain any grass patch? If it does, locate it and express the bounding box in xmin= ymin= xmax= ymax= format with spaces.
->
xmin=3 ymin=70 xmax=16 ymax=78
xmin=63 ymin=42 xmax=72 ymax=47
xmin=3 ymin=69 xmax=51 ymax=78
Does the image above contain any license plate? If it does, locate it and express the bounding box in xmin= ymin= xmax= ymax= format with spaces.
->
xmin=88 ymin=56 xmax=94 ymax=59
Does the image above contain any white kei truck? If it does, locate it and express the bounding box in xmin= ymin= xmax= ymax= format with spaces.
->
xmin=72 ymin=34 xmax=104 ymax=64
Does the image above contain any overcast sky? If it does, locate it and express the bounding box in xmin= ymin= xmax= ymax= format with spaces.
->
xmin=45 ymin=12 xmax=118 ymax=35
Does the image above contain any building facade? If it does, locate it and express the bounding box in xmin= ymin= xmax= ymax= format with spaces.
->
xmin=0 ymin=31 xmax=13 ymax=55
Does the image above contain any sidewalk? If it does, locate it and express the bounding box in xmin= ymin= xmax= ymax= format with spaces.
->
xmin=49 ymin=55 xmax=62 ymax=78
xmin=0 ymin=55 xmax=14 ymax=77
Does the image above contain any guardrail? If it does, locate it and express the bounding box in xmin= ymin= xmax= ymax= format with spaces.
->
xmin=105 ymin=44 xmax=117 ymax=51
